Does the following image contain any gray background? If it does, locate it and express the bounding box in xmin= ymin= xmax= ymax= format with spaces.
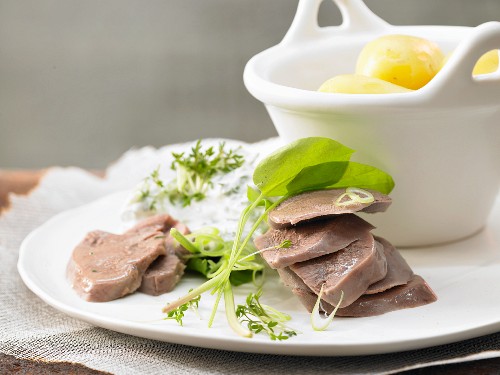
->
xmin=1 ymin=0 xmax=499 ymax=168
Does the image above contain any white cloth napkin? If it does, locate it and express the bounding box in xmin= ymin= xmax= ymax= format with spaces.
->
xmin=1 ymin=139 xmax=499 ymax=375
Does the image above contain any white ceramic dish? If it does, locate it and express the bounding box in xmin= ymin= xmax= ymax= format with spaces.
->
xmin=18 ymin=190 xmax=500 ymax=356
xmin=244 ymin=0 xmax=500 ymax=247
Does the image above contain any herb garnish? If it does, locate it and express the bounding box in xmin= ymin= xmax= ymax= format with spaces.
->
xmin=170 ymin=227 xmax=264 ymax=286
xmin=130 ymin=140 xmax=245 ymax=214
xmin=162 ymin=137 xmax=394 ymax=338
xmin=169 ymin=140 xmax=244 ymax=206
xmin=236 ymin=289 xmax=297 ymax=341
xmin=132 ymin=167 xmax=168 ymax=213
xmin=165 ymin=289 xmax=201 ymax=326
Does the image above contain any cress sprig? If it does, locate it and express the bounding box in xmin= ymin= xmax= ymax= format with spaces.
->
xmin=236 ymin=289 xmax=297 ymax=341
xmin=136 ymin=140 xmax=245 ymax=211
xmin=169 ymin=140 xmax=245 ymax=206
xmin=165 ymin=290 xmax=201 ymax=326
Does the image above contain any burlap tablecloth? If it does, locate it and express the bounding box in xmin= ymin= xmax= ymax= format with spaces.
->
xmin=1 ymin=140 xmax=500 ymax=375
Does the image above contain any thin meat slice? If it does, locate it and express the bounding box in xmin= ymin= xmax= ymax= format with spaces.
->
xmin=290 ymin=232 xmax=387 ymax=308
xmin=336 ymin=275 xmax=437 ymax=317
xmin=277 ymin=239 xmax=428 ymax=317
xmin=276 ymin=267 xmax=325 ymax=314
xmin=138 ymin=253 xmax=186 ymax=296
xmin=67 ymin=230 xmax=165 ymax=302
xmin=287 ymin=274 xmax=437 ymax=318
xmin=268 ymin=189 xmax=391 ymax=229
xmin=126 ymin=214 xmax=177 ymax=235
xmin=280 ymin=236 xmax=413 ymax=296
xmin=365 ymin=236 xmax=413 ymax=294
xmin=274 ymin=271 xmax=334 ymax=315
xmin=277 ymin=267 xmax=310 ymax=291
xmin=254 ymin=215 xmax=374 ymax=269
xmin=126 ymin=214 xmax=191 ymax=260
xmin=292 ymin=287 xmax=326 ymax=313
xmin=127 ymin=214 xmax=191 ymax=295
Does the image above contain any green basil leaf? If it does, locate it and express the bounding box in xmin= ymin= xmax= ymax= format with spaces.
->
xmin=326 ymin=162 xmax=395 ymax=194
xmin=229 ymin=270 xmax=257 ymax=286
xmin=186 ymin=258 xmax=210 ymax=276
xmin=286 ymin=161 xmax=349 ymax=194
xmin=253 ymin=137 xmax=354 ymax=197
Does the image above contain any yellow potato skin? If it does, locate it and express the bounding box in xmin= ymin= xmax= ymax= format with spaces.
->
xmin=441 ymin=49 xmax=499 ymax=75
xmin=318 ymin=74 xmax=413 ymax=94
xmin=356 ymin=35 xmax=444 ymax=90
xmin=473 ymin=50 xmax=499 ymax=75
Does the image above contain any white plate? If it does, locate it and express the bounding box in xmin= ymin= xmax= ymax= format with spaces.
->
xmin=18 ymin=191 xmax=500 ymax=356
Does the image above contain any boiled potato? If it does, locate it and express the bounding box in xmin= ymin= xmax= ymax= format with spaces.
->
xmin=441 ymin=49 xmax=499 ymax=75
xmin=356 ymin=35 xmax=444 ymax=90
xmin=318 ymin=74 xmax=413 ymax=94
xmin=473 ymin=49 xmax=499 ymax=75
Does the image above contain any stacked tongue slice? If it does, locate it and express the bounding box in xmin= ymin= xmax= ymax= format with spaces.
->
xmin=126 ymin=215 xmax=191 ymax=296
xmin=254 ymin=189 xmax=436 ymax=317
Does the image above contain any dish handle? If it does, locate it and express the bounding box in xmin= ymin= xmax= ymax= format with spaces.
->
xmin=281 ymin=0 xmax=389 ymax=46
xmin=423 ymin=22 xmax=500 ymax=105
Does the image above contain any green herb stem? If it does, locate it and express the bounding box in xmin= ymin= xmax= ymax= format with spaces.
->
xmin=226 ymin=195 xmax=262 ymax=266
xmin=224 ymin=283 xmax=253 ymax=338
xmin=162 ymin=273 xmax=223 ymax=313
xmin=170 ymin=228 xmax=199 ymax=254
xmin=223 ymin=195 xmax=286 ymax=282
xmin=208 ymin=287 xmax=224 ymax=328
xmin=205 ymin=260 xmax=227 ymax=279
xmin=203 ymin=195 xmax=265 ymax=327
xmin=205 ymin=196 xmax=287 ymax=337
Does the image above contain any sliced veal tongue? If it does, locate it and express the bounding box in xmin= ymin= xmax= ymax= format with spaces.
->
xmin=138 ymin=252 xmax=186 ymax=296
xmin=125 ymin=214 xmax=178 ymax=235
xmin=289 ymin=274 xmax=437 ymax=318
xmin=126 ymin=214 xmax=191 ymax=260
xmin=277 ymin=237 xmax=413 ymax=298
xmin=254 ymin=214 xmax=374 ymax=269
xmin=127 ymin=214 xmax=191 ymax=296
xmin=268 ymin=188 xmax=391 ymax=229
xmin=67 ymin=230 xmax=166 ymax=302
xmin=290 ymin=232 xmax=387 ymax=308
xmin=277 ymin=266 xmax=311 ymax=292
xmin=336 ymin=275 xmax=437 ymax=317
xmin=365 ymin=236 xmax=414 ymax=295
xmin=278 ymin=237 xmax=432 ymax=317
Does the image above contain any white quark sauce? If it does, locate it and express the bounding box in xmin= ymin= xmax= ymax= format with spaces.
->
xmin=120 ymin=145 xmax=263 ymax=240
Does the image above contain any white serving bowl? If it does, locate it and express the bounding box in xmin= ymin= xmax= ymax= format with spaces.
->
xmin=244 ymin=0 xmax=500 ymax=247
